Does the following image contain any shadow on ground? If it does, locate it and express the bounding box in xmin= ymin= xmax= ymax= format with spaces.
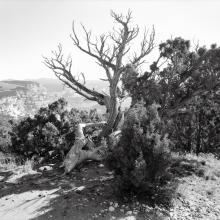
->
xmin=0 ymin=160 xmax=169 ymax=220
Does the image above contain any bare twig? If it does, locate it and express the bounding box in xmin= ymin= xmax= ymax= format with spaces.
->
xmin=132 ymin=26 xmax=156 ymax=66
xmin=71 ymin=21 xmax=116 ymax=70
xmin=42 ymin=45 xmax=105 ymax=104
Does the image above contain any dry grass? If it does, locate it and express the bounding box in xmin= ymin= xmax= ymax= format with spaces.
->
xmin=0 ymin=152 xmax=34 ymax=173
xmin=171 ymin=152 xmax=220 ymax=210
xmin=185 ymin=153 xmax=220 ymax=180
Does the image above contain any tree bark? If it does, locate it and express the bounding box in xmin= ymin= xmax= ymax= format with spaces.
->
xmin=98 ymin=97 xmax=119 ymax=141
xmin=196 ymin=111 xmax=202 ymax=155
xmin=60 ymin=121 xmax=107 ymax=175
xmin=43 ymin=11 xmax=155 ymax=143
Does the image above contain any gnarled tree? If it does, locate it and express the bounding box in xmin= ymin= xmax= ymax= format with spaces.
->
xmin=123 ymin=38 xmax=220 ymax=119
xmin=43 ymin=10 xmax=155 ymax=143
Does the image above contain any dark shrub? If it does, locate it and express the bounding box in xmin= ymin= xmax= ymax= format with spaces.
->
xmin=11 ymin=98 xmax=103 ymax=159
xmin=105 ymin=103 xmax=177 ymax=207
xmin=0 ymin=114 xmax=17 ymax=153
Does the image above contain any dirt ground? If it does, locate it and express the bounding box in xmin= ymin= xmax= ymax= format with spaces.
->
xmin=0 ymin=160 xmax=167 ymax=220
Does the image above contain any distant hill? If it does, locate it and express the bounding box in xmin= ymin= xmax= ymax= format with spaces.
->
xmin=31 ymin=78 xmax=110 ymax=93
xmin=28 ymin=78 xmax=131 ymax=113
xmin=0 ymin=81 xmax=40 ymax=99
xmin=0 ymin=79 xmax=131 ymax=117
xmin=0 ymin=80 xmax=59 ymax=118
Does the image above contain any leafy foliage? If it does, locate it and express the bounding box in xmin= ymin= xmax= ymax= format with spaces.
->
xmin=105 ymin=103 xmax=176 ymax=207
xmin=11 ymin=98 xmax=103 ymax=158
xmin=106 ymin=39 xmax=220 ymax=206
xmin=168 ymin=92 xmax=220 ymax=155
xmin=122 ymin=38 xmax=220 ymax=155
xmin=123 ymin=38 xmax=220 ymax=116
xmin=0 ymin=114 xmax=17 ymax=153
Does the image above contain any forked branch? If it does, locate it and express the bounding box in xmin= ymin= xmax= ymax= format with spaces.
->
xmin=132 ymin=26 xmax=156 ymax=66
xmin=71 ymin=21 xmax=116 ymax=70
xmin=42 ymin=44 xmax=106 ymax=105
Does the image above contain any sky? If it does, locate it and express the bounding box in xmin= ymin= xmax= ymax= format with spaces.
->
xmin=0 ymin=0 xmax=220 ymax=81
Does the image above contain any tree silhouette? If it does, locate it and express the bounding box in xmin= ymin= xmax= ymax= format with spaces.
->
xmin=43 ymin=10 xmax=155 ymax=142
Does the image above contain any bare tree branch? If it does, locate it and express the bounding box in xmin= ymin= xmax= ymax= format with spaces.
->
xmin=42 ymin=45 xmax=106 ymax=105
xmin=193 ymin=38 xmax=200 ymax=52
xmin=100 ymin=78 xmax=109 ymax=81
xmin=132 ymin=26 xmax=156 ymax=66
xmin=43 ymin=10 xmax=156 ymax=141
xmin=71 ymin=21 xmax=116 ymax=70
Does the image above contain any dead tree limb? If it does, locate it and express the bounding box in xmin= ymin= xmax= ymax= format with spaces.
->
xmin=61 ymin=121 xmax=107 ymax=175
xmin=43 ymin=10 xmax=155 ymax=142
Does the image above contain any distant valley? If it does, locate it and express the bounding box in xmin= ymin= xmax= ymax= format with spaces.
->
xmin=0 ymin=78 xmax=131 ymax=118
xmin=0 ymin=80 xmax=59 ymax=118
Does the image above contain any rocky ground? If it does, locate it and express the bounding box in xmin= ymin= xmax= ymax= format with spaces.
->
xmin=0 ymin=155 xmax=220 ymax=220
xmin=0 ymin=160 xmax=168 ymax=220
xmin=170 ymin=176 xmax=220 ymax=220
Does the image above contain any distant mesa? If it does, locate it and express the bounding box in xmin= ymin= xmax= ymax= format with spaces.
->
xmin=0 ymin=80 xmax=58 ymax=118
xmin=0 ymin=80 xmax=40 ymax=99
xmin=0 ymin=78 xmax=131 ymax=118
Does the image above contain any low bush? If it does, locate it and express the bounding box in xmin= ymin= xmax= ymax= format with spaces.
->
xmin=11 ymin=98 xmax=103 ymax=159
xmin=0 ymin=114 xmax=17 ymax=153
xmin=105 ymin=103 xmax=177 ymax=208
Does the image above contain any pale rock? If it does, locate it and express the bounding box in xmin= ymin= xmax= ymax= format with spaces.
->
xmin=109 ymin=206 xmax=115 ymax=212
xmin=113 ymin=202 xmax=119 ymax=208
xmin=125 ymin=216 xmax=136 ymax=220
xmin=39 ymin=166 xmax=52 ymax=171
xmin=126 ymin=211 xmax=133 ymax=215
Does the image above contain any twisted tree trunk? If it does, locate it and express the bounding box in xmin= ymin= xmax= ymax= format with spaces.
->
xmin=43 ymin=10 xmax=155 ymax=145
xmin=60 ymin=121 xmax=107 ymax=175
